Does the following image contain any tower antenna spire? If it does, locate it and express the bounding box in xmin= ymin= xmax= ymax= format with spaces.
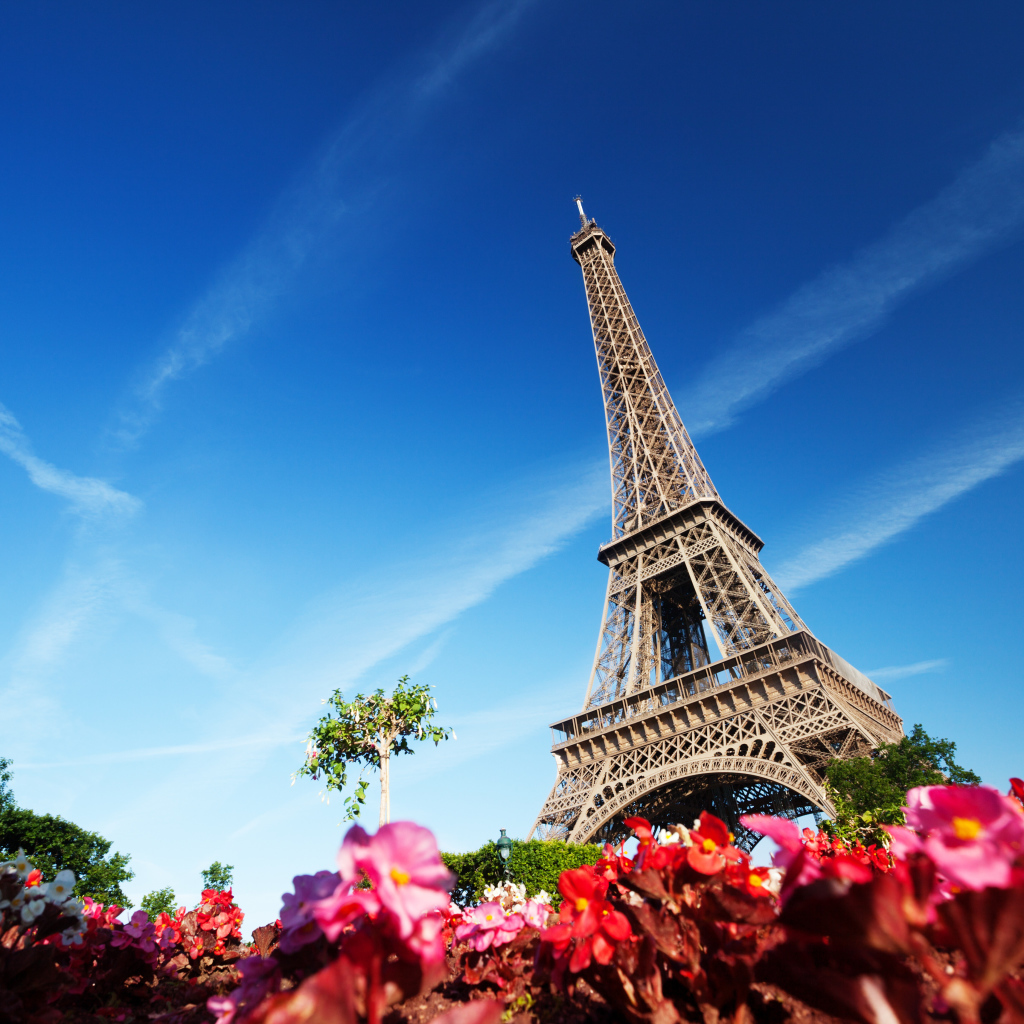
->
xmin=574 ymin=195 xmax=587 ymax=228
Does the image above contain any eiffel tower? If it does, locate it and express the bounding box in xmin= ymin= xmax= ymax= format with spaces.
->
xmin=529 ymin=201 xmax=904 ymax=850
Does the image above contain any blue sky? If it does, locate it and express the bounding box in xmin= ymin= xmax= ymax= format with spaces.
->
xmin=2 ymin=0 xmax=1023 ymax=925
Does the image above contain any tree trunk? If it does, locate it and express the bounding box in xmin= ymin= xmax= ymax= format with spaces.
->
xmin=379 ymin=747 xmax=390 ymax=827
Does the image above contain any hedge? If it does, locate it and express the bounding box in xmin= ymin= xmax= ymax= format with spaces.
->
xmin=442 ymin=838 xmax=601 ymax=907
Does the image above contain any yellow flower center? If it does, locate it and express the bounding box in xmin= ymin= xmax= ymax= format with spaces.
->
xmin=748 ymin=874 xmax=763 ymax=888
xmin=485 ymin=913 xmax=494 ymax=921
xmin=702 ymin=838 xmax=717 ymax=853
xmin=390 ymin=868 xmax=410 ymax=885
xmin=575 ymin=897 xmax=589 ymax=912
xmin=952 ymin=817 xmax=982 ymax=841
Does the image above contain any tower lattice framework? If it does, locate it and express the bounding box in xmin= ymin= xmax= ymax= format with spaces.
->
xmin=530 ymin=204 xmax=903 ymax=849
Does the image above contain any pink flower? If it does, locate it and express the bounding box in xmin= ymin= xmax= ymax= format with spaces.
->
xmin=905 ymin=785 xmax=1024 ymax=890
xmin=882 ymin=824 xmax=924 ymax=859
xmin=310 ymin=885 xmax=381 ymax=943
xmin=521 ymin=898 xmax=552 ymax=930
xmin=740 ymin=814 xmax=822 ymax=893
xmin=740 ymin=815 xmax=801 ymax=858
xmin=454 ymin=902 xmax=524 ymax=951
xmin=405 ymin=909 xmax=447 ymax=963
xmin=278 ymin=870 xmax=340 ymax=953
xmin=335 ymin=822 xmax=455 ymax=940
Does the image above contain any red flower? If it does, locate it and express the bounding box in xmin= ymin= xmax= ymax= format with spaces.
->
xmin=1010 ymin=778 xmax=1024 ymax=810
xmin=725 ymin=863 xmax=774 ymax=898
xmin=687 ymin=812 xmax=741 ymax=875
xmin=595 ymin=842 xmax=633 ymax=881
xmin=543 ymin=866 xmax=631 ymax=972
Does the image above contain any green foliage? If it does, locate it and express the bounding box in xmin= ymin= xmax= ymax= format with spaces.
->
xmin=0 ymin=759 xmax=134 ymax=906
xmin=141 ymin=886 xmax=178 ymax=920
xmin=442 ymin=838 xmax=601 ymax=908
xmin=296 ymin=675 xmax=452 ymax=821
xmin=202 ymin=861 xmax=234 ymax=890
xmin=0 ymin=806 xmax=134 ymax=906
xmin=823 ymin=723 xmax=981 ymax=845
xmin=0 ymin=757 xmax=12 ymax=814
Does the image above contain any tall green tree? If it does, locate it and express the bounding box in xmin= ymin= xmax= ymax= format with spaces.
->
xmin=0 ymin=758 xmax=135 ymax=906
xmin=823 ymin=723 xmax=980 ymax=845
xmin=0 ymin=757 xmax=12 ymax=814
xmin=202 ymin=861 xmax=234 ymax=890
xmin=296 ymin=675 xmax=452 ymax=825
xmin=141 ymin=887 xmax=178 ymax=920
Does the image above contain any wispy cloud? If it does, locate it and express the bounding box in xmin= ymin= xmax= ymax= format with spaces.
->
xmin=0 ymin=403 xmax=140 ymax=518
xmin=114 ymin=0 xmax=536 ymax=447
xmin=242 ymin=458 xmax=607 ymax=730
xmin=681 ymin=124 xmax=1024 ymax=436
xmin=865 ymin=659 xmax=947 ymax=681
xmin=16 ymin=732 xmax=305 ymax=770
xmin=772 ymin=400 xmax=1024 ymax=591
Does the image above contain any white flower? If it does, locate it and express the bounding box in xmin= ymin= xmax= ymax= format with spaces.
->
xmin=661 ymin=824 xmax=692 ymax=847
xmin=20 ymin=898 xmax=46 ymax=924
xmin=61 ymin=899 xmax=85 ymax=918
xmin=61 ymin=926 xmax=85 ymax=946
xmin=532 ymin=890 xmax=552 ymax=906
xmin=9 ymin=850 xmax=33 ymax=878
xmin=46 ymin=870 xmax=76 ymax=903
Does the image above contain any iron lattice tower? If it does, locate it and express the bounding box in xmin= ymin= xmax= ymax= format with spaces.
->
xmin=529 ymin=203 xmax=903 ymax=849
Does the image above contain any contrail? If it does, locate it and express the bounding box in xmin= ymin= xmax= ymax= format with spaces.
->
xmin=772 ymin=399 xmax=1024 ymax=591
xmin=114 ymin=0 xmax=537 ymax=447
xmin=681 ymin=124 xmax=1024 ymax=437
xmin=0 ymin=403 xmax=140 ymax=518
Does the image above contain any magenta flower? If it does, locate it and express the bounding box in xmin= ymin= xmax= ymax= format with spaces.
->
xmin=279 ymin=870 xmax=341 ymax=953
xmin=740 ymin=814 xmax=822 ymax=892
xmin=334 ymin=822 xmax=454 ymax=940
xmin=207 ymin=954 xmax=281 ymax=1024
xmin=521 ymin=898 xmax=552 ymax=930
xmin=310 ymin=885 xmax=381 ymax=943
xmin=405 ymin=910 xmax=447 ymax=963
xmin=882 ymin=824 xmax=924 ymax=860
xmin=905 ymin=785 xmax=1024 ymax=890
xmin=454 ymin=902 xmax=525 ymax=951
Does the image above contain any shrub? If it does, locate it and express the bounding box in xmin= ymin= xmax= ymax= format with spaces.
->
xmin=442 ymin=837 xmax=601 ymax=907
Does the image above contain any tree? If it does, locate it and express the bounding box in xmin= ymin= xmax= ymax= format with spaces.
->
xmin=0 ymin=759 xmax=135 ymax=906
xmin=0 ymin=807 xmax=134 ymax=906
xmin=141 ymin=886 xmax=178 ymax=920
xmin=0 ymin=757 xmax=12 ymax=814
xmin=823 ymin=722 xmax=981 ymax=844
xmin=202 ymin=861 xmax=234 ymax=891
xmin=296 ymin=675 xmax=452 ymax=825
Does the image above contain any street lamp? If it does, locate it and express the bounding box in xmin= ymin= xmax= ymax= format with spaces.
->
xmin=496 ymin=828 xmax=513 ymax=880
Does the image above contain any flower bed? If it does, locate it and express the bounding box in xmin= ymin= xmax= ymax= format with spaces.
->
xmin=2 ymin=777 xmax=1023 ymax=1023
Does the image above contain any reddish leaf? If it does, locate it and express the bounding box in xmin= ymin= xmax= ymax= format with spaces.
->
xmin=251 ymin=924 xmax=280 ymax=958
xmin=937 ymin=887 xmax=1024 ymax=996
xmin=995 ymin=976 xmax=1024 ymax=1024
xmin=780 ymin=875 xmax=912 ymax=955
xmin=431 ymin=1000 xmax=505 ymax=1024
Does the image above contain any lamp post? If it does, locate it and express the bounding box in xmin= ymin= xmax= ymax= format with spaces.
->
xmin=496 ymin=828 xmax=513 ymax=881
